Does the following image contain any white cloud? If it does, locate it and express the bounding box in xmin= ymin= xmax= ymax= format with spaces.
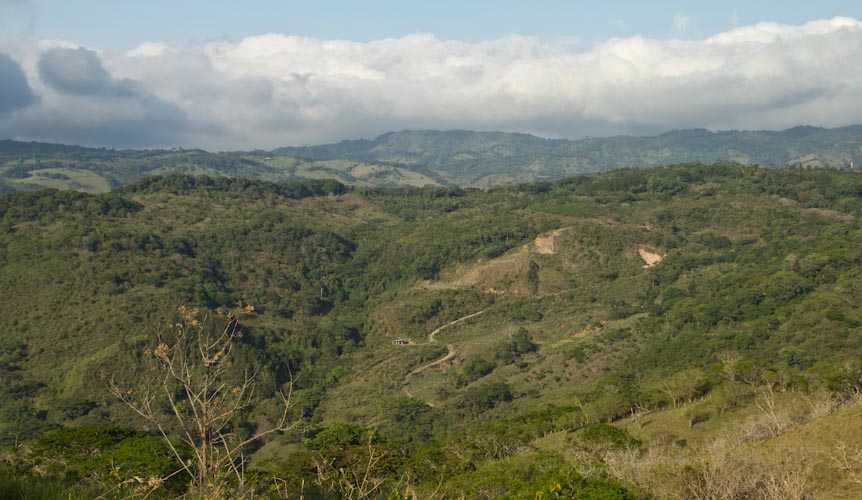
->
xmin=126 ymin=42 xmax=168 ymax=58
xmin=0 ymin=16 xmax=861 ymax=149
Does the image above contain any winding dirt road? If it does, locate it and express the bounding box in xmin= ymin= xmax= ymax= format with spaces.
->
xmin=402 ymin=308 xmax=489 ymax=402
xmin=427 ymin=308 xmax=488 ymax=343
xmin=407 ymin=344 xmax=457 ymax=376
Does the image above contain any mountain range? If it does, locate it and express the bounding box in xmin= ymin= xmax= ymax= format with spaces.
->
xmin=2 ymin=125 xmax=862 ymax=193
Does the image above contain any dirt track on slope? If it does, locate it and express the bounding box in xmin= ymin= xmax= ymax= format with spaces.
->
xmin=407 ymin=308 xmax=487 ymax=376
xmin=402 ymin=309 xmax=489 ymax=405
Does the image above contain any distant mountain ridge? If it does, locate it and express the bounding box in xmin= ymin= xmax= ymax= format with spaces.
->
xmin=2 ymin=125 xmax=862 ymax=192
xmin=274 ymin=125 xmax=862 ymax=186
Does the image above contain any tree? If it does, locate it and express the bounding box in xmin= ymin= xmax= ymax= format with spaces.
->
xmin=659 ymin=368 xmax=710 ymax=408
xmin=109 ymin=304 xmax=293 ymax=498
xmin=494 ymin=328 xmax=538 ymax=365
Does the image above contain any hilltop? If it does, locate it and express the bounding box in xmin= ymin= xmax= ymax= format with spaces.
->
xmin=276 ymin=125 xmax=862 ymax=185
xmin=2 ymin=125 xmax=862 ymax=193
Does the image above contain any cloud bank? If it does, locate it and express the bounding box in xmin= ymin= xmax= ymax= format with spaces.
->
xmin=0 ymin=53 xmax=37 ymax=116
xmin=0 ymin=16 xmax=861 ymax=149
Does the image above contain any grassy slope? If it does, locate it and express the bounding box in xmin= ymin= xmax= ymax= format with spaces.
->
xmin=0 ymin=150 xmax=444 ymax=195
xmin=275 ymin=126 xmax=862 ymax=186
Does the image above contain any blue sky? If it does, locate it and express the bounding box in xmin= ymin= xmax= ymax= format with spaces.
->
xmin=0 ymin=1 xmax=861 ymax=149
xmin=5 ymin=0 xmax=861 ymax=48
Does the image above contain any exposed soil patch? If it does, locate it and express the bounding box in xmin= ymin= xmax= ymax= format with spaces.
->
xmin=531 ymin=228 xmax=570 ymax=254
xmin=638 ymin=247 xmax=664 ymax=268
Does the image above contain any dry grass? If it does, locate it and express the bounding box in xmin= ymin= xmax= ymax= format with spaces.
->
xmin=532 ymin=391 xmax=862 ymax=500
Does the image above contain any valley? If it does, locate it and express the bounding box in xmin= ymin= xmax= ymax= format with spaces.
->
xmin=3 ymin=163 xmax=862 ymax=498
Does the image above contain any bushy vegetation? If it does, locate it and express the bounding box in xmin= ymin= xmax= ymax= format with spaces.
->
xmin=4 ymin=163 xmax=862 ymax=497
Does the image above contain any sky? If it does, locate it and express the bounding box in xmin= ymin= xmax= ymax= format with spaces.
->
xmin=1 ymin=1 xmax=861 ymax=150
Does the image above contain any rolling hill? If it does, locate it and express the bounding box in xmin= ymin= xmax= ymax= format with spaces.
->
xmin=275 ymin=125 xmax=862 ymax=186
xmin=2 ymin=125 xmax=862 ymax=194
xmin=4 ymin=164 xmax=862 ymax=498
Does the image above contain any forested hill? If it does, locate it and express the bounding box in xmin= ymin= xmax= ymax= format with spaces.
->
xmin=0 ymin=141 xmax=448 ymax=194
xmin=5 ymin=164 xmax=862 ymax=498
xmin=274 ymin=125 xmax=862 ymax=186
xmin=2 ymin=125 xmax=862 ymax=193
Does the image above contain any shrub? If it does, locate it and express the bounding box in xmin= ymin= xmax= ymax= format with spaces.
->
xmin=303 ymin=423 xmax=373 ymax=451
xmin=580 ymin=424 xmax=642 ymax=450
xmin=451 ymin=357 xmax=496 ymax=387
xmin=495 ymin=328 xmax=538 ymax=364
xmin=33 ymin=426 xmax=187 ymax=490
xmin=458 ymin=382 xmax=513 ymax=412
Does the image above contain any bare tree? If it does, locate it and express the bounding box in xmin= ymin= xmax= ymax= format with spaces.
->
xmin=681 ymin=440 xmax=759 ymax=500
xmin=759 ymin=452 xmax=815 ymax=500
xmin=718 ymin=351 xmax=740 ymax=382
xmin=752 ymin=385 xmax=791 ymax=438
xmin=834 ymin=442 xmax=862 ymax=486
xmin=109 ymin=304 xmax=293 ymax=498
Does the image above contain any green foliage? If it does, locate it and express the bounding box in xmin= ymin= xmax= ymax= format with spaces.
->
xmin=380 ymin=396 xmax=433 ymax=436
xmin=458 ymin=382 xmax=513 ymax=413
xmin=530 ymin=477 xmax=639 ymax=500
xmin=0 ymin=189 xmax=140 ymax=222
xmin=579 ymin=424 xmax=642 ymax=450
xmin=494 ymin=328 xmax=538 ymax=364
xmin=820 ymin=363 xmax=862 ymax=397
xmin=0 ymin=468 xmax=145 ymax=500
xmin=451 ymin=357 xmax=496 ymax=387
xmin=303 ymin=423 xmax=374 ymax=451
xmin=684 ymin=402 xmax=713 ymax=427
xmin=526 ymin=259 xmax=540 ymax=293
xmin=5 ymin=163 xmax=862 ymax=496
xmin=491 ymin=300 xmax=544 ymax=322
xmin=438 ymin=452 xmax=638 ymax=500
xmin=33 ymin=426 xmax=187 ymax=489
xmin=120 ymin=174 xmax=347 ymax=199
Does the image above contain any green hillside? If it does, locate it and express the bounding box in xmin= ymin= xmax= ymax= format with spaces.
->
xmin=276 ymin=126 xmax=862 ymax=186
xmin=0 ymin=142 xmax=447 ymax=195
xmin=4 ymin=125 xmax=862 ymax=194
xmin=3 ymin=165 xmax=862 ymax=498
